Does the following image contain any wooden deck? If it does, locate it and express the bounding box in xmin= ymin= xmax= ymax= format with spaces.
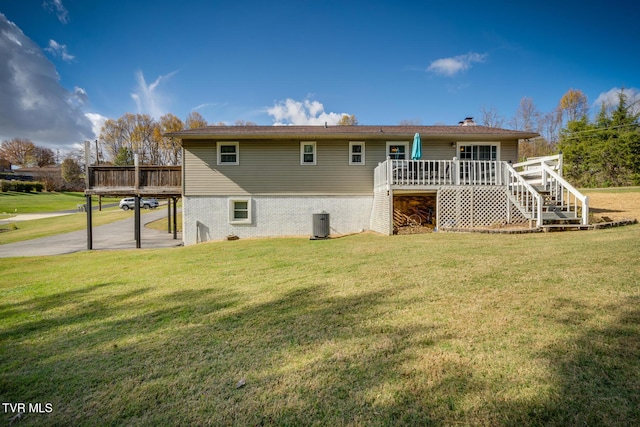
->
xmin=84 ymin=166 xmax=182 ymax=197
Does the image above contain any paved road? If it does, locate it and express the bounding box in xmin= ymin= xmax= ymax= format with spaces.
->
xmin=0 ymin=208 xmax=182 ymax=258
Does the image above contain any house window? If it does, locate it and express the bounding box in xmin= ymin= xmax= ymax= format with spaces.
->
xmin=300 ymin=141 xmax=316 ymax=165
xmin=349 ymin=141 xmax=365 ymax=165
xmin=387 ymin=142 xmax=408 ymax=160
xmin=229 ymin=198 xmax=251 ymax=224
xmin=458 ymin=143 xmax=499 ymax=161
xmin=217 ymin=142 xmax=239 ymax=165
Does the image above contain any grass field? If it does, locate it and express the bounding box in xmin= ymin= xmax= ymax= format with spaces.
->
xmin=0 ymin=193 xmax=165 ymax=245
xmin=1 ymin=200 xmax=639 ymax=425
xmin=0 ymin=192 xmax=120 ymax=215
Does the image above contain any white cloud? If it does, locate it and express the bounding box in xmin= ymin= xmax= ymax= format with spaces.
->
xmin=73 ymin=86 xmax=88 ymax=104
xmin=427 ymin=52 xmax=487 ymax=77
xmin=130 ymin=70 xmax=177 ymax=119
xmin=0 ymin=13 xmax=93 ymax=147
xmin=593 ymin=87 xmax=640 ymax=116
xmin=43 ymin=0 xmax=69 ymax=24
xmin=45 ymin=39 xmax=74 ymax=62
xmin=267 ymin=98 xmax=349 ymax=125
xmin=85 ymin=113 xmax=108 ymax=137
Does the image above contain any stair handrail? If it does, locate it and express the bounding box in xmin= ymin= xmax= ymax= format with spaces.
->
xmin=504 ymin=162 xmax=543 ymax=228
xmin=540 ymin=163 xmax=589 ymax=225
xmin=513 ymin=154 xmax=562 ymax=174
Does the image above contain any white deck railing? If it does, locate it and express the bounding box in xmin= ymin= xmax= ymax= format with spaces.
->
xmin=503 ymin=162 xmax=543 ymax=227
xmin=372 ymin=153 xmax=587 ymax=228
xmin=513 ymin=154 xmax=563 ymax=182
xmin=540 ymin=163 xmax=589 ymax=225
xmin=374 ymin=159 xmax=506 ymax=189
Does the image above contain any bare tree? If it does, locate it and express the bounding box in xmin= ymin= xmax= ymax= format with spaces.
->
xmin=99 ymin=116 xmax=135 ymax=163
xmin=155 ymin=113 xmax=184 ymax=165
xmin=515 ymin=97 xmax=539 ymax=132
xmin=479 ymin=105 xmax=505 ymax=128
xmin=538 ymin=107 xmax=563 ymax=146
xmin=131 ymin=114 xmax=158 ymax=164
xmin=559 ymin=88 xmax=588 ymax=123
xmin=61 ymin=157 xmax=84 ymax=190
xmin=234 ymin=120 xmax=258 ymax=126
xmin=0 ymin=138 xmax=36 ymax=167
xmin=398 ymin=118 xmax=423 ymax=126
xmin=33 ymin=146 xmax=56 ymax=167
xmin=337 ymin=114 xmax=358 ymax=125
xmin=185 ymin=111 xmax=208 ymax=129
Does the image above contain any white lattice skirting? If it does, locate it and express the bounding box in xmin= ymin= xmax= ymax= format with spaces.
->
xmin=370 ymin=190 xmax=391 ymax=235
xmin=437 ymin=186 xmax=528 ymax=229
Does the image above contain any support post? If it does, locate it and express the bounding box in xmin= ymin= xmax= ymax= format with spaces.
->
xmin=558 ymin=151 xmax=563 ymax=177
xmin=167 ymin=198 xmax=172 ymax=233
xmin=172 ymin=197 xmax=178 ymax=240
xmin=134 ymin=153 xmax=140 ymax=191
xmin=453 ymin=157 xmax=460 ymax=185
xmin=135 ymin=196 xmax=141 ymax=248
xmin=86 ymin=195 xmax=93 ymax=250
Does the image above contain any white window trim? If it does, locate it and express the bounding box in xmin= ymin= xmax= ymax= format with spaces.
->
xmin=386 ymin=141 xmax=409 ymax=160
xmin=217 ymin=141 xmax=239 ymax=165
xmin=228 ymin=198 xmax=252 ymax=224
xmin=300 ymin=141 xmax=316 ymax=165
xmin=456 ymin=142 xmax=501 ymax=161
xmin=349 ymin=141 xmax=365 ymax=165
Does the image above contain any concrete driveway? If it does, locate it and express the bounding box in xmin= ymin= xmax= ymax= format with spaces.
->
xmin=0 ymin=209 xmax=182 ymax=258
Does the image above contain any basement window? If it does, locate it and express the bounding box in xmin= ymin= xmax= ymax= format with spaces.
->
xmin=229 ymin=198 xmax=251 ymax=224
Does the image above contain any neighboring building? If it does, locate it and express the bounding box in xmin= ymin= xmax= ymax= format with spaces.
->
xmin=168 ymin=124 xmax=587 ymax=245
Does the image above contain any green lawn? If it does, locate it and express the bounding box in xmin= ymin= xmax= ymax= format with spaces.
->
xmin=1 ymin=226 xmax=638 ymax=426
xmin=0 ymin=192 xmax=119 ymax=215
xmin=0 ymin=210 xmax=135 ymax=245
xmin=0 ymin=192 xmax=165 ymax=244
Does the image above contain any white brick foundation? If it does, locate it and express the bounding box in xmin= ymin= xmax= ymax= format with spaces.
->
xmin=183 ymin=195 xmax=373 ymax=245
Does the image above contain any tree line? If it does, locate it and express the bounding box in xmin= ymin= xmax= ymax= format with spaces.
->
xmin=478 ymin=88 xmax=639 ymax=187
xmin=558 ymin=91 xmax=639 ymax=186
xmin=97 ymin=111 xmax=211 ymax=166
xmin=2 ymin=91 xmax=638 ymax=190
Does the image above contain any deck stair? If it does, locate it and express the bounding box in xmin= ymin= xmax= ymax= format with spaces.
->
xmin=510 ymin=155 xmax=588 ymax=227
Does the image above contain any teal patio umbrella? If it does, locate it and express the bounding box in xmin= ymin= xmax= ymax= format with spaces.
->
xmin=411 ymin=132 xmax=422 ymax=160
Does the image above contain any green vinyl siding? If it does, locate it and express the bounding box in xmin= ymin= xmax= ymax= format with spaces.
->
xmin=183 ymin=139 xmax=390 ymax=196
xmin=182 ymin=138 xmax=519 ymax=196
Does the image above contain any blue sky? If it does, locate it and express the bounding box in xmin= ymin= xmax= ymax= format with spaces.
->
xmin=1 ymin=0 xmax=639 ymax=150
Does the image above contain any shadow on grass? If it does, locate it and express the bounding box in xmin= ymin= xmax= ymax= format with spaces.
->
xmin=590 ymin=207 xmax=625 ymax=215
xmin=1 ymin=282 xmax=639 ymax=425
xmin=494 ymin=295 xmax=640 ymax=426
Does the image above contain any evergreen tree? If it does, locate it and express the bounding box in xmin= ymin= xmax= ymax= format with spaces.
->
xmin=113 ymin=147 xmax=134 ymax=166
xmin=558 ymin=90 xmax=640 ymax=187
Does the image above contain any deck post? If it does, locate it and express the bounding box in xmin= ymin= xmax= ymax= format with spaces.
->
xmin=558 ymin=152 xmax=563 ymax=177
xmin=453 ymin=158 xmax=460 ymax=185
xmin=86 ymin=195 xmax=92 ymax=250
xmin=134 ymin=154 xmax=140 ymax=191
xmin=167 ymin=198 xmax=172 ymax=233
xmin=582 ymin=195 xmax=589 ymax=225
xmin=173 ymin=197 xmax=178 ymax=240
xmin=135 ymin=196 xmax=141 ymax=248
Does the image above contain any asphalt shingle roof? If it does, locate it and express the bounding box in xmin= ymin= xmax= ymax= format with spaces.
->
xmin=167 ymin=125 xmax=539 ymax=141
